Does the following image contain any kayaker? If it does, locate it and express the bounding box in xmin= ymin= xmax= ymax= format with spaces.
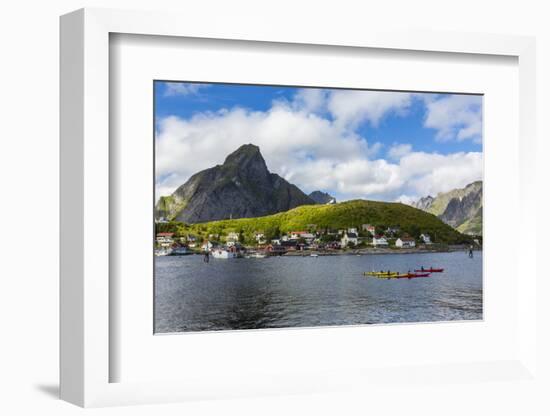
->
xmin=421 ymin=266 xmax=424 ymax=271
xmin=468 ymin=245 xmax=473 ymax=258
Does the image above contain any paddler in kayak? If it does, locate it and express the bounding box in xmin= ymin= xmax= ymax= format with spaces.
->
xmin=468 ymin=245 xmax=474 ymax=258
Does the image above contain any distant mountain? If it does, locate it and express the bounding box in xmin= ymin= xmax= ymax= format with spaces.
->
xmin=308 ymin=191 xmax=336 ymax=204
xmin=156 ymin=144 xmax=315 ymax=223
xmin=412 ymin=181 xmax=482 ymax=235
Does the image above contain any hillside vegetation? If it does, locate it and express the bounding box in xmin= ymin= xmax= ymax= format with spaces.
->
xmin=160 ymin=199 xmax=472 ymax=245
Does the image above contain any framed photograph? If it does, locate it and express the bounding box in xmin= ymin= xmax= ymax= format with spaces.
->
xmin=152 ymin=81 xmax=484 ymax=334
xmin=60 ymin=8 xmax=537 ymax=407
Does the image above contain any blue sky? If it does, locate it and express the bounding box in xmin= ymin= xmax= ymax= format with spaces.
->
xmin=154 ymin=81 xmax=483 ymax=203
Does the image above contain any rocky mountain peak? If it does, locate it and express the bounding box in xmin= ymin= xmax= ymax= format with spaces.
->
xmin=223 ymin=143 xmax=265 ymax=167
xmin=156 ymin=144 xmax=315 ymax=223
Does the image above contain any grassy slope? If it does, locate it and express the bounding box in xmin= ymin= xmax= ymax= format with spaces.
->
xmin=184 ymin=199 xmax=471 ymax=244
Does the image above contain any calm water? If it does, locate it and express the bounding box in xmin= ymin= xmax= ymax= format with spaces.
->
xmin=154 ymin=251 xmax=482 ymax=333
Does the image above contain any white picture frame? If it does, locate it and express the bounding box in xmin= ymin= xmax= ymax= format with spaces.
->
xmin=60 ymin=8 xmax=537 ymax=407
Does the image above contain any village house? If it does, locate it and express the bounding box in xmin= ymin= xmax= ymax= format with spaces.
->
xmin=266 ymin=244 xmax=287 ymax=255
xmin=289 ymin=231 xmax=316 ymax=243
xmin=372 ymin=235 xmax=389 ymax=247
xmin=420 ymin=234 xmax=432 ymax=244
xmin=185 ymin=234 xmax=198 ymax=247
xmin=156 ymin=232 xmax=174 ymax=247
xmin=226 ymin=232 xmax=240 ymax=247
xmin=271 ymin=238 xmax=282 ymax=245
xmin=254 ymin=232 xmax=266 ymax=245
xmin=341 ymin=232 xmax=359 ymax=248
xmin=395 ymin=236 xmax=416 ymax=248
xmin=347 ymin=227 xmax=358 ymax=235
xmin=280 ymin=240 xmax=299 ymax=251
xmin=362 ymin=224 xmax=376 ymax=235
xmin=326 ymin=241 xmax=341 ymax=249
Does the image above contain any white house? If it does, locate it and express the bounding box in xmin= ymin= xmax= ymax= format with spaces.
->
xmin=420 ymin=234 xmax=432 ymax=244
xmin=289 ymin=231 xmax=316 ymax=243
xmin=347 ymin=227 xmax=358 ymax=235
xmin=225 ymin=232 xmax=240 ymax=246
xmin=156 ymin=232 xmax=174 ymax=247
xmin=372 ymin=235 xmax=389 ymax=246
xmin=341 ymin=232 xmax=359 ymax=247
xmin=395 ymin=237 xmax=416 ymax=248
xmin=255 ymin=232 xmax=266 ymax=244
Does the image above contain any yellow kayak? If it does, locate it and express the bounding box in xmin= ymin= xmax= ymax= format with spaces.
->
xmin=364 ymin=271 xmax=399 ymax=277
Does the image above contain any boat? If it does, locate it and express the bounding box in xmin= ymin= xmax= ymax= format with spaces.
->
xmin=408 ymin=272 xmax=431 ymax=277
xmin=414 ymin=268 xmax=444 ymax=273
xmin=365 ymin=271 xmax=432 ymax=279
xmin=375 ymin=272 xmax=431 ymax=279
xmin=154 ymin=248 xmax=172 ymax=256
xmin=310 ymin=253 xmax=319 ymax=257
xmin=249 ymin=252 xmax=267 ymax=258
xmin=211 ymin=248 xmax=238 ymax=259
xmin=364 ymin=271 xmax=399 ymax=276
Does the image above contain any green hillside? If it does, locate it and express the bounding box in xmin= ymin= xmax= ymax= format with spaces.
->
xmin=163 ymin=199 xmax=472 ymax=245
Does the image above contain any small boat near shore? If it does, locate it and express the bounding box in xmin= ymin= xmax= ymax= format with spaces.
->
xmin=211 ymin=248 xmax=238 ymax=259
xmin=155 ymin=248 xmax=173 ymax=256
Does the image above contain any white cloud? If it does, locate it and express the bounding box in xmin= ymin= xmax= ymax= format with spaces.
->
xmin=387 ymin=143 xmax=412 ymax=160
xmin=327 ymin=90 xmax=412 ymax=128
xmin=290 ymin=88 xmax=328 ymax=113
xmin=399 ymin=151 xmax=483 ymax=198
xmin=156 ymin=88 xmax=483 ymax=203
xmin=163 ymin=82 xmax=208 ymax=97
xmin=423 ymin=95 xmax=482 ymax=142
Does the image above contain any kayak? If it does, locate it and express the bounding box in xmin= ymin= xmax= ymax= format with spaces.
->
xmin=364 ymin=271 xmax=399 ymax=276
xmin=414 ymin=268 xmax=444 ymax=273
xmin=375 ymin=272 xmax=431 ymax=279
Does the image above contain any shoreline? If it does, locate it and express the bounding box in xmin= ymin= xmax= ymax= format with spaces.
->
xmin=281 ymin=245 xmax=480 ymax=256
xmin=177 ymin=245 xmax=481 ymax=257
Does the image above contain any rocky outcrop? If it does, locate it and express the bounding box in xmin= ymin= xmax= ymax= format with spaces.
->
xmin=413 ymin=181 xmax=482 ymax=235
xmin=308 ymin=191 xmax=336 ymax=204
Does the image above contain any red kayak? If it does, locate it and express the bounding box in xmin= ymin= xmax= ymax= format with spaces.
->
xmin=388 ymin=272 xmax=431 ymax=279
xmin=414 ymin=268 xmax=444 ymax=273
